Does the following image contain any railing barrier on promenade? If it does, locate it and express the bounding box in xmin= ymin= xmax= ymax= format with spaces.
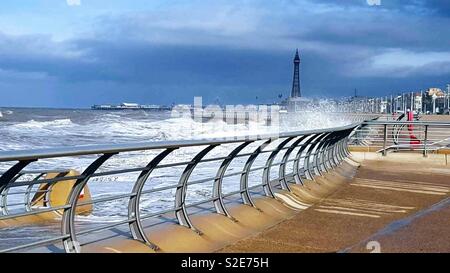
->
xmin=350 ymin=120 xmax=450 ymax=156
xmin=0 ymin=123 xmax=360 ymax=253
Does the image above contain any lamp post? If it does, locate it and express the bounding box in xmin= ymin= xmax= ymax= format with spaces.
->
xmin=447 ymin=84 xmax=450 ymax=114
xmin=432 ymin=94 xmax=437 ymax=114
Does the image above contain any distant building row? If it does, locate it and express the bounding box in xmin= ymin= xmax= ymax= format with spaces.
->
xmin=344 ymin=86 xmax=450 ymax=115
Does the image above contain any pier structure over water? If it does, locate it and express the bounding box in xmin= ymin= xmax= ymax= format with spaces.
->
xmin=0 ymin=114 xmax=449 ymax=253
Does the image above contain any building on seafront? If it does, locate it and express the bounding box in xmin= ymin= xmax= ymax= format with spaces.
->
xmin=341 ymin=85 xmax=450 ymax=115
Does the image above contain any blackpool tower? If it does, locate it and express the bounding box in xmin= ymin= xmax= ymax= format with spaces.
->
xmin=290 ymin=49 xmax=301 ymax=98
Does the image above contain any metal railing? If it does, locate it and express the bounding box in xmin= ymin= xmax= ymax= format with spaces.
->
xmin=351 ymin=120 xmax=450 ymax=156
xmin=0 ymin=123 xmax=359 ymax=253
xmin=0 ymin=169 xmax=72 ymax=216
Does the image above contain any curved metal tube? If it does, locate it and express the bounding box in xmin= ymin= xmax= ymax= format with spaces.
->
xmin=344 ymin=137 xmax=351 ymax=156
xmin=342 ymin=130 xmax=352 ymax=157
xmin=0 ymin=160 xmax=35 ymax=215
xmin=340 ymin=138 xmax=347 ymax=157
xmin=279 ymin=135 xmax=308 ymax=189
xmin=322 ymin=139 xmax=334 ymax=171
xmin=293 ymin=134 xmax=319 ymax=183
xmin=128 ymin=148 xmax=176 ymax=250
xmin=0 ymin=174 xmax=24 ymax=215
xmin=337 ymin=139 xmax=346 ymax=162
xmin=175 ymin=145 xmax=218 ymax=233
xmin=213 ymin=141 xmax=253 ymax=220
xmin=333 ymin=140 xmax=342 ymax=164
xmin=322 ymin=133 xmax=340 ymax=171
xmin=311 ymin=133 xmax=332 ymax=176
xmin=24 ymin=173 xmax=46 ymax=212
xmin=337 ymin=138 xmax=346 ymax=161
xmin=333 ymin=133 xmax=347 ymax=166
xmin=240 ymin=139 xmax=271 ymax=207
xmin=303 ymin=133 xmax=328 ymax=179
xmin=41 ymin=172 xmax=69 ymax=209
xmin=0 ymin=160 xmax=35 ymax=192
xmin=313 ymin=133 xmax=336 ymax=176
xmin=332 ymin=133 xmax=345 ymax=165
xmin=330 ymin=134 xmax=342 ymax=167
xmin=262 ymin=137 xmax=295 ymax=197
xmin=62 ymin=153 xmax=116 ymax=253
xmin=327 ymin=136 xmax=339 ymax=168
xmin=314 ymin=133 xmax=333 ymax=174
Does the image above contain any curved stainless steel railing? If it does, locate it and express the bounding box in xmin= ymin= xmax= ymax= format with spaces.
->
xmin=0 ymin=123 xmax=359 ymax=253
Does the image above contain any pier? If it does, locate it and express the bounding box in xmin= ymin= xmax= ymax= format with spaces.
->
xmin=0 ymin=115 xmax=449 ymax=253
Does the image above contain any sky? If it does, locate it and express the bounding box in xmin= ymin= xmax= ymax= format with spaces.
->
xmin=0 ymin=0 xmax=450 ymax=108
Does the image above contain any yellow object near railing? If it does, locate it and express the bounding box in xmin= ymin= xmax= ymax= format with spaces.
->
xmin=0 ymin=170 xmax=92 ymax=228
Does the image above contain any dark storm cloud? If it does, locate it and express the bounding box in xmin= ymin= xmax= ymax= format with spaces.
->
xmin=0 ymin=34 xmax=289 ymax=86
xmin=293 ymin=15 xmax=450 ymax=51
xmin=1 ymin=0 xmax=450 ymax=107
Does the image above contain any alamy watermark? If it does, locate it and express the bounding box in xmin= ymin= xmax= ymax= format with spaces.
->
xmin=367 ymin=0 xmax=381 ymax=6
xmin=170 ymin=96 xmax=282 ymax=139
xmin=366 ymin=241 xmax=381 ymax=253
xmin=66 ymin=0 xmax=81 ymax=6
xmin=65 ymin=240 xmax=82 ymax=252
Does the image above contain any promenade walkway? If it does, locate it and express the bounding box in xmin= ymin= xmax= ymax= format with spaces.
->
xmin=219 ymin=153 xmax=450 ymax=253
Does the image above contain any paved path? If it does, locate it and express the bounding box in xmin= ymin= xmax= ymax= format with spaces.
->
xmin=219 ymin=155 xmax=450 ymax=253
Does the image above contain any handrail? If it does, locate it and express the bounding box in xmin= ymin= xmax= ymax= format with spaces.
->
xmin=362 ymin=120 xmax=450 ymax=126
xmin=352 ymin=120 xmax=450 ymax=156
xmin=0 ymin=122 xmax=361 ymax=253
xmin=0 ymin=123 xmax=360 ymax=162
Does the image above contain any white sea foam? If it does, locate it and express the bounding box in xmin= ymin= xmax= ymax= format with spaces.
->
xmin=12 ymin=118 xmax=74 ymax=129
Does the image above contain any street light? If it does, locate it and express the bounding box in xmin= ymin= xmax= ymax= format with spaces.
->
xmin=447 ymin=84 xmax=450 ymax=114
xmin=432 ymin=93 xmax=437 ymax=114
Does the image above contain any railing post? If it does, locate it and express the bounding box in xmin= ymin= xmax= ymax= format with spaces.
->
xmin=329 ymin=134 xmax=342 ymax=167
xmin=262 ymin=137 xmax=294 ymax=197
xmin=332 ymin=133 xmax=343 ymax=164
xmin=24 ymin=173 xmax=46 ymax=212
xmin=324 ymin=134 xmax=339 ymax=170
xmin=129 ymin=148 xmax=176 ymax=251
xmin=336 ymin=132 xmax=347 ymax=163
xmin=1 ymin=174 xmax=24 ymax=216
xmin=316 ymin=134 xmax=333 ymax=173
xmin=382 ymin=124 xmax=388 ymax=156
xmin=0 ymin=160 xmax=35 ymax=192
xmin=338 ymin=136 xmax=346 ymax=161
xmin=240 ymin=139 xmax=271 ymax=208
xmin=279 ymin=135 xmax=308 ymax=189
xmin=292 ymin=134 xmax=317 ymax=184
xmin=336 ymin=139 xmax=345 ymax=162
xmin=175 ymin=144 xmax=218 ymax=234
xmin=423 ymin=125 xmax=428 ymax=157
xmin=62 ymin=153 xmax=116 ymax=253
xmin=213 ymin=141 xmax=252 ymax=220
xmin=310 ymin=134 xmax=329 ymax=177
xmin=0 ymin=160 xmax=35 ymax=215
